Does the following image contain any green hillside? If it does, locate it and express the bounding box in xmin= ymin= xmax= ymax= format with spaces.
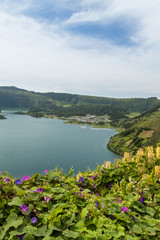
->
xmin=0 ymin=87 xmax=55 ymax=108
xmin=108 ymin=106 xmax=160 ymax=155
xmin=0 ymin=86 xmax=160 ymax=111
xmin=0 ymin=86 xmax=160 ymax=124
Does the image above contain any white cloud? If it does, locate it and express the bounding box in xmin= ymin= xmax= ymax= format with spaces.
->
xmin=0 ymin=0 xmax=160 ymax=97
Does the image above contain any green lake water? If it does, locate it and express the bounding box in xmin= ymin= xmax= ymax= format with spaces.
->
xmin=0 ymin=110 xmax=119 ymax=178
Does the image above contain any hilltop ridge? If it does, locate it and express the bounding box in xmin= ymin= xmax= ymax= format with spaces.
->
xmin=0 ymin=86 xmax=160 ymax=123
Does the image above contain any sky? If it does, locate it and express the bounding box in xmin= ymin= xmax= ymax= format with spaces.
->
xmin=0 ymin=0 xmax=160 ymax=98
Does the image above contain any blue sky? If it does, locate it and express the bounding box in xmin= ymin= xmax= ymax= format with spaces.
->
xmin=0 ymin=0 xmax=160 ymax=98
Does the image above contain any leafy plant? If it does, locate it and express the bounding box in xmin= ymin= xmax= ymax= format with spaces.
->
xmin=0 ymin=145 xmax=160 ymax=239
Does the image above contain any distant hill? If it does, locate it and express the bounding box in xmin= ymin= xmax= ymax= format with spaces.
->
xmin=108 ymin=105 xmax=160 ymax=155
xmin=0 ymin=86 xmax=160 ymax=122
xmin=0 ymin=86 xmax=54 ymax=108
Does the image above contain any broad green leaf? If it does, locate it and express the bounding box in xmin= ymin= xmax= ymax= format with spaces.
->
xmin=62 ymin=229 xmax=79 ymax=238
xmin=0 ymin=199 xmax=6 ymax=209
xmin=73 ymin=221 xmax=86 ymax=232
xmin=145 ymin=207 xmax=155 ymax=216
xmin=51 ymin=188 xmax=65 ymax=194
xmin=25 ymin=225 xmax=47 ymax=236
xmin=23 ymin=233 xmax=35 ymax=240
xmin=42 ymin=237 xmax=57 ymax=240
xmin=132 ymin=225 xmax=143 ymax=234
xmin=125 ymin=235 xmax=140 ymax=240
xmin=16 ymin=190 xmax=25 ymax=196
xmin=8 ymin=197 xmax=23 ymax=206
xmin=45 ymin=225 xmax=62 ymax=236
xmin=81 ymin=208 xmax=88 ymax=219
xmin=85 ymin=230 xmax=98 ymax=238
xmin=55 ymin=194 xmax=65 ymax=200
xmin=145 ymin=227 xmax=156 ymax=235
xmin=1 ymin=213 xmax=23 ymax=239
xmin=108 ymin=207 xmax=117 ymax=214
xmin=25 ymin=192 xmax=40 ymax=201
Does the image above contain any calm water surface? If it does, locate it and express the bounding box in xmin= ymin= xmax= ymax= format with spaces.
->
xmin=0 ymin=110 xmax=119 ymax=178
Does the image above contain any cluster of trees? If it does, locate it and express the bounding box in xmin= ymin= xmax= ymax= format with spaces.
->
xmin=29 ymin=104 xmax=130 ymax=121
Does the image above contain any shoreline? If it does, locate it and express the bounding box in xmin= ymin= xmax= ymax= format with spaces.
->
xmin=15 ymin=111 xmax=122 ymax=156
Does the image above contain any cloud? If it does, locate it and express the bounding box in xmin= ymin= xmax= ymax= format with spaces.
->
xmin=0 ymin=0 xmax=160 ymax=97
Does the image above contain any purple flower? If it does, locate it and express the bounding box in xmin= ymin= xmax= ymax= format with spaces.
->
xmin=117 ymin=201 xmax=122 ymax=203
xmin=75 ymin=192 xmax=79 ymax=195
xmin=102 ymin=203 xmax=105 ymax=208
xmin=92 ymin=175 xmax=96 ymax=179
xmin=43 ymin=169 xmax=49 ymax=174
xmin=31 ymin=217 xmax=37 ymax=224
xmin=2 ymin=178 xmax=9 ymax=183
xmin=130 ymin=215 xmax=135 ymax=221
xmin=79 ymin=192 xmax=83 ymax=197
xmin=20 ymin=204 xmax=28 ymax=213
xmin=17 ymin=235 xmax=24 ymax=240
xmin=139 ymin=197 xmax=145 ymax=205
xmin=37 ymin=188 xmax=43 ymax=193
xmin=93 ymin=183 xmax=96 ymax=189
xmin=79 ymin=176 xmax=84 ymax=182
xmin=106 ymin=214 xmax=114 ymax=219
xmin=16 ymin=179 xmax=22 ymax=185
xmin=44 ymin=196 xmax=50 ymax=202
xmin=96 ymin=202 xmax=99 ymax=207
xmin=108 ymin=184 xmax=112 ymax=189
xmin=96 ymin=193 xmax=99 ymax=196
xmin=23 ymin=175 xmax=29 ymax=181
xmin=140 ymin=191 xmax=144 ymax=195
xmin=121 ymin=207 xmax=129 ymax=212
xmin=102 ymin=171 xmax=105 ymax=174
xmin=87 ymin=213 xmax=90 ymax=218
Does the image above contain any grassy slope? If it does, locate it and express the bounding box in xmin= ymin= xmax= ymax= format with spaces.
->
xmin=108 ymin=106 xmax=160 ymax=155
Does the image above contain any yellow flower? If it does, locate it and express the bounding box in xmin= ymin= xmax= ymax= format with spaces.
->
xmin=156 ymin=146 xmax=160 ymax=159
xmin=155 ymin=166 xmax=160 ymax=178
xmin=102 ymin=161 xmax=111 ymax=169
xmin=123 ymin=152 xmax=132 ymax=162
xmin=146 ymin=146 xmax=155 ymax=165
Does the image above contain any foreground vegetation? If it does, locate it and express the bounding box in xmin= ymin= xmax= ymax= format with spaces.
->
xmin=1 ymin=145 xmax=160 ymax=239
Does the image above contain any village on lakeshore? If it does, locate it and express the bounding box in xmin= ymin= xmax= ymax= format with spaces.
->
xmin=62 ymin=114 xmax=110 ymax=124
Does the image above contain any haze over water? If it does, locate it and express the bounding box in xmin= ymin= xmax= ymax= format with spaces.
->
xmin=0 ymin=110 xmax=119 ymax=178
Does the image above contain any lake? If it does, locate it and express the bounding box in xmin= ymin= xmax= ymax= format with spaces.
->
xmin=0 ymin=110 xmax=119 ymax=178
